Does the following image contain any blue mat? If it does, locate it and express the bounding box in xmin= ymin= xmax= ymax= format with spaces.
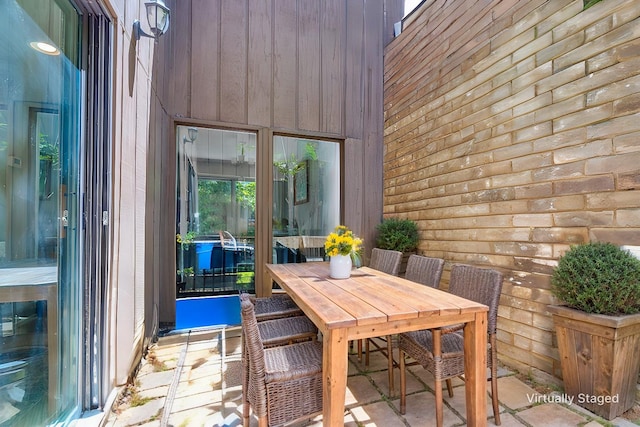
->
xmin=175 ymin=295 xmax=241 ymax=330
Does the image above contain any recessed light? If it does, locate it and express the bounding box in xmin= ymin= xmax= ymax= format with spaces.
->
xmin=30 ymin=41 xmax=60 ymax=55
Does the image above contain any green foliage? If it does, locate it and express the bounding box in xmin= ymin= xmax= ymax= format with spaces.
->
xmin=375 ymin=218 xmax=419 ymax=253
xmin=197 ymin=180 xmax=232 ymax=233
xmin=551 ymin=242 xmax=640 ymax=315
xmin=583 ymin=0 xmax=603 ymax=10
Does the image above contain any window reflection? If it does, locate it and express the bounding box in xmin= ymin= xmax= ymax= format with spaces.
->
xmin=272 ymin=136 xmax=340 ymax=264
xmin=176 ymin=126 xmax=257 ymax=297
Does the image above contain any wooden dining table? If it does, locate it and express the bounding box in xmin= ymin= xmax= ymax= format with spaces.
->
xmin=264 ymin=262 xmax=489 ymax=426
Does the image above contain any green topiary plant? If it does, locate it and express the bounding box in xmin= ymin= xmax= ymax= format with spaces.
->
xmin=550 ymin=242 xmax=640 ymax=315
xmin=375 ymin=218 xmax=419 ymax=253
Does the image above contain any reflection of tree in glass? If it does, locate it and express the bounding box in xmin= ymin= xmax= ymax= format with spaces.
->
xmin=197 ymin=180 xmax=256 ymax=235
xmin=236 ymin=181 xmax=256 ymax=212
xmin=198 ymin=180 xmax=231 ymax=234
xmin=39 ymin=132 xmax=59 ymax=163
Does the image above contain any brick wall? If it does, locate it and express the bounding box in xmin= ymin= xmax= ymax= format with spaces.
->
xmin=384 ymin=0 xmax=640 ymax=385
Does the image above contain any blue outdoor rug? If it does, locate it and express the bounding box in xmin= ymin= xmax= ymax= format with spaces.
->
xmin=175 ymin=295 xmax=241 ymax=331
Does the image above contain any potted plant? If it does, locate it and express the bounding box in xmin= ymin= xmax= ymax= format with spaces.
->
xmin=548 ymin=242 xmax=640 ymax=420
xmin=324 ymin=225 xmax=363 ymax=279
xmin=375 ymin=217 xmax=419 ymax=274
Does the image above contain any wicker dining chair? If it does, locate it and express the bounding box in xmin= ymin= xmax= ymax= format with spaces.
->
xmin=360 ymin=248 xmax=403 ymax=394
xmin=240 ymin=293 xmax=323 ymax=427
xmin=369 ymin=248 xmax=403 ymax=276
xmin=241 ymin=293 xmax=319 ymax=426
xmin=398 ymin=264 xmax=504 ymax=427
xmin=404 ymin=254 xmax=445 ymax=289
xmin=253 ymin=293 xmax=304 ymax=321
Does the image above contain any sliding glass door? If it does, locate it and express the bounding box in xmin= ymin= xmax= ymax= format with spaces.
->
xmin=0 ymin=0 xmax=82 ymax=424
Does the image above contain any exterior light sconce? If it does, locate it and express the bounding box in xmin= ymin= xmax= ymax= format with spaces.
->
xmin=183 ymin=127 xmax=198 ymax=145
xmin=133 ymin=0 xmax=170 ymax=42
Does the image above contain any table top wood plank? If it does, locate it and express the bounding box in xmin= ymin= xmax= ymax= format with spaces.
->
xmin=281 ymin=263 xmax=415 ymax=323
xmin=266 ymin=264 xmax=358 ymax=329
xmin=354 ymin=266 xmax=487 ymax=315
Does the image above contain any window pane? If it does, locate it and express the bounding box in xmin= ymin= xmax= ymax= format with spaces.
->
xmin=272 ymin=136 xmax=340 ymax=264
xmin=176 ymin=126 xmax=256 ymax=298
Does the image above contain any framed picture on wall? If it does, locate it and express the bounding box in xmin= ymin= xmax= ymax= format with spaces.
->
xmin=294 ymin=160 xmax=308 ymax=205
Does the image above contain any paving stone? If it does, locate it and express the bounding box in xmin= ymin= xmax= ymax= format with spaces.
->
xmin=496 ymin=375 xmax=541 ymax=410
xmin=344 ymin=374 xmax=383 ymax=407
xmin=113 ymin=398 xmax=165 ymax=426
xmin=401 ymin=390 xmax=464 ymax=426
xmin=517 ymin=403 xmax=588 ymax=427
xmin=136 ymin=369 xmax=174 ymax=391
xmin=349 ymin=400 xmax=403 ymax=426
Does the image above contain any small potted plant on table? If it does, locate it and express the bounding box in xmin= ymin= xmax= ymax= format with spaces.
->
xmin=548 ymin=242 xmax=640 ymax=420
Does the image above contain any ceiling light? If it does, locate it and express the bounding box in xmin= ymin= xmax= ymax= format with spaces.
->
xmin=30 ymin=41 xmax=60 ymax=56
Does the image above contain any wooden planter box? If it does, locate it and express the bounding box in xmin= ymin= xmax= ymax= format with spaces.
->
xmin=548 ymin=305 xmax=640 ymax=420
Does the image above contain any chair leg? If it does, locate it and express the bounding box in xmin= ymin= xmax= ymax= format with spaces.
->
xmin=387 ymin=335 xmax=394 ymax=396
xmin=492 ymin=375 xmax=501 ymax=425
xmin=446 ymin=378 xmax=454 ymax=398
xmin=357 ymin=339 xmax=363 ymax=362
xmin=434 ymin=377 xmax=444 ymax=427
xmin=241 ymin=337 xmax=250 ymax=427
xmin=399 ymin=349 xmax=406 ymax=414
xmin=257 ymin=415 xmax=268 ymax=427
xmin=490 ymin=335 xmax=501 ymax=425
xmin=365 ymin=339 xmax=370 ymax=367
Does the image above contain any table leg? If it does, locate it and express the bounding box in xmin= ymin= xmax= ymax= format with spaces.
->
xmin=463 ymin=311 xmax=487 ymax=426
xmin=323 ymin=328 xmax=349 ymax=426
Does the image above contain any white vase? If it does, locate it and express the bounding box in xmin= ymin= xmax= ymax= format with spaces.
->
xmin=330 ymin=254 xmax=352 ymax=279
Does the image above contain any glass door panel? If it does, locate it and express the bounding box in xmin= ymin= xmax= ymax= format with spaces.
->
xmin=0 ymin=0 xmax=81 ymax=424
xmin=176 ymin=126 xmax=256 ymax=298
xmin=272 ymin=136 xmax=340 ymax=264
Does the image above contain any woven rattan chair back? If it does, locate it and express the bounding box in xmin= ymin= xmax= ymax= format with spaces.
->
xmin=448 ymin=263 xmax=503 ymax=334
xmin=369 ymin=248 xmax=402 ymax=276
xmin=240 ymin=293 xmax=269 ymax=421
xmin=253 ymin=293 xmax=303 ymax=321
xmin=404 ymin=255 xmax=444 ymax=288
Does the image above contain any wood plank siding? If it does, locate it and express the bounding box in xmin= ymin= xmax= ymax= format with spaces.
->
xmin=384 ymin=0 xmax=640 ymax=387
xmin=152 ymin=0 xmax=403 ymax=322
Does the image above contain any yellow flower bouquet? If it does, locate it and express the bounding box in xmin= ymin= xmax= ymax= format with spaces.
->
xmin=324 ymin=225 xmax=363 ymax=268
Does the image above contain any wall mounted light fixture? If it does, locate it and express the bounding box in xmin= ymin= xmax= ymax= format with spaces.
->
xmin=133 ymin=0 xmax=170 ymax=42
xmin=183 ymin=127 xmax=198 ymax=145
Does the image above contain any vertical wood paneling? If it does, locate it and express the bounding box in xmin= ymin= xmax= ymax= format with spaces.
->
xmin=191 ymin=0 xmax=220 ymax=120
xmin=345 ymin=0 xmax=364 ymax=138
xmin=248 ymin=0 xmax=273 ymax=126
xmin=273 ymin=0 xmax=297 ymax=129
xmin=361 ymin=3 xmax=384 ymax=254
xmin=298 ymin=0 xmax=321 ymax=131
xmin=321 ymin=0 xmax=345 ymax=134
xmin=344 ymin=137 xmax=364 ymax=236
xmin=169 ymin=1 xmax=191 ymax=116
xmin=219 ymin=1 xmax=247 ymax=123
